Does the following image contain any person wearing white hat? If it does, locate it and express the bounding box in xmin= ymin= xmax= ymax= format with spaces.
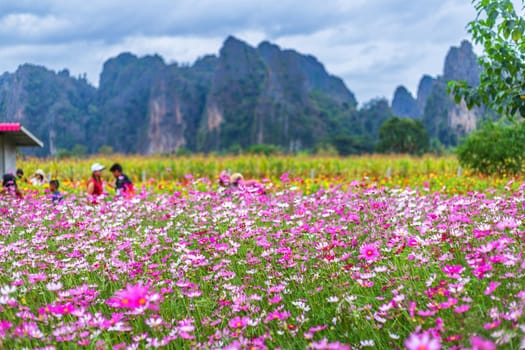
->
xmin=87 ymin=163 xmax=105 ymax=198
xmin=30 ymin=169 xmax=47 ymax=186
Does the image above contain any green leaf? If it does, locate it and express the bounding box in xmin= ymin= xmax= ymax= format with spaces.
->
xmin=512 ymin=29 xmax=522 ymax=42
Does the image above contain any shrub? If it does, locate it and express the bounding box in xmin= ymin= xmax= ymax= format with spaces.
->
xmin=376 ymin=117 xmax=429 ymax=155
xmin=98 ymin=145 xmax=114 ymax=155
xmin=246 ymin=144 xmax=282 ymax=156
xmin=456 ymin=121 xmax=525 ymax=175
xmin=330 ymin=135 xmax=374 ymax=156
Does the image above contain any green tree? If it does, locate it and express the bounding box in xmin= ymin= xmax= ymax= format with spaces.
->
xmin=358 ymin=98 xmax=393 ymax=141
xmin=457 ymin=120 xmax=525 ymax=175
xmin=330 ymin=135 xmax=374 ymax=156
xmin=246 ymin=144 xmax=282 ymax=156
xmin=175 ymin=147 xmax=193 ymax=157
xmin=376 ymin=117 xmax=430 ymax=155
xmin=98 ymin=145 xmax=114 ymax=155
xmin=71 ymin=144 xmax=88 ymax=157
xmin=448 ymin=0 xmax=525 ymax=117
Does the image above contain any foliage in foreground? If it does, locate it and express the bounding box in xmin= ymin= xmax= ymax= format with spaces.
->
xmin=0 ymin=180 xmax=524 ymax=349
xmin=449 ymin=0 xmax=525 ymax=117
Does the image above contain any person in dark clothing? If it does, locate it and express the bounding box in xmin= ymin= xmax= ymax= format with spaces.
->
xmin=109 ymin=163 xmax=134 ymax=198
xmin=49 ymin=180 xmax=63 ymax=204
xmin=2 ymin=174 xmax=23 ymax=198
xmin=16 ymin=168 xmax=28 ymax=185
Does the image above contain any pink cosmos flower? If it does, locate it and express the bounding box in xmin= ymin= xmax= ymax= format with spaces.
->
xmin=0 ymin=321 xmax=12 ymax=338
xmin=484 ymin=281 xmax=501 ymax=295
xmin=483 ymin=319 xmax=501 ymax=330
xmin=48 ymin=303 xmax=75 ymax=315
xmin=309 ymin=338 xmax=350 ymax=350
xmin=407 ymin=238 xmax=418 ymax=247
xmin=106 ymin=282 xmax=158 ymax=310
xmin=417 ymin=310 xmax=437 ymax=317
xmin=405 ymin=332 xmax=441 ymax=350
xmin=228 ymin=316 xmax=250 ymax=329
xmin=495 ymin=217 xmax=520 ymax=230
xmin=442 ymin=265 xmax=464 ymax=279
xmin=177 ymin=318 xmax=195 ymax=333
xmin=309 ymin=325 xmax=328 ymax=334
xmin=454 ymin=304 xmax=470 ymax=313
xmin=471 ymin=336 xmax=496 ymax=350
xmin=359 ymin=243 xmax=380 ymax=262
xmin=268 ymin=295 xmax=282 ymax=304
xmin=13 ymin=322 xmax=43 ymax=339
xmin=177 ymin=319 xmax=195 ymax=340
xmin=264 ymin=310 xmax=291 ymax=323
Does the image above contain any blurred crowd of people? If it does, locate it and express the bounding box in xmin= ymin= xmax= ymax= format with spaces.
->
xmin=2 ymin=163 xmax=267 ymax=203
xmin=2 ymin=162 xmax=135 ymax=203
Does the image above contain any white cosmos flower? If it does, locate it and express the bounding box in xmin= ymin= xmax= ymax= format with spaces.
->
xmin=360 ymin=339 xmax=375 ymax=347
xmin=46 ymin=282 xmax=63 ymax=291
xmin=0 ymin=285 xmax=16 ymax=295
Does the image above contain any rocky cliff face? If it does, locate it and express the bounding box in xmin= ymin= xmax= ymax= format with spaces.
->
xmin=97 ymin=53 xmax=166 ymax=153
xmin=1 ymin=37 xmax=360 ymax=155
xmin=144 ymin=61 xmax=212 ymax=154
xmin=390 ymin=40 xmax=484 ymax=146
xmin=69 ymin=36 xmax=359 ymax=154
xmin=0 ymin=65 xmax=97 ymax=156
xmin=199 ymin=36 xmax=269 ymax=151
xmin=92 ymin=52 xmax=216 ymax=154
xmin=391 ymin=86 xmax=418 ymax=119
xmin=0 ymin=37 xmax=482 ymax=155
xmin=416 ymin=75 xmax=436 ymax=115
xmin=198 ymin=37 xmax=358 ymax=152
xmin=443 ymin=41 xmax=480 ymax=86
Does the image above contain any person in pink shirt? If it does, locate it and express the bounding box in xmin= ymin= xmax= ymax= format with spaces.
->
xmin=219 ymin=172 xmax=266 ymax=194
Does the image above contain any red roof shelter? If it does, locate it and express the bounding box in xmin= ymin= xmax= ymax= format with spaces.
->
xmin=0 ymin=123 xmax=43 ymax=175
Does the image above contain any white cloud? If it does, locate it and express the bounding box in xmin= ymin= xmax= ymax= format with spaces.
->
xmin=0 ymin=13 xmax=70 ymax=40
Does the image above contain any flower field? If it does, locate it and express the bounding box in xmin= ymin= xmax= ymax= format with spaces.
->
xmin=17 ymin=155 xmax=522 ymax=195
xmin=2 ymin=155 xmax=525 ymax=349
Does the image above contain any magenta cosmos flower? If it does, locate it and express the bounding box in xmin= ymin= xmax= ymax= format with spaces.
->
xmin=228 ymin=316 xmax=250 ymax=329
xmin=470 ymin=336 xmax=496 ymax=350
xmin=405 ymin=332 xmax=441 ymax=350
xmin=107 ymin=282 xmax=158 ymax=310
xmin=359 ymin=243 xmax=380 ymax=262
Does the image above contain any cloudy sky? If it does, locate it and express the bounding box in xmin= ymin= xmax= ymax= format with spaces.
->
xmin=0 ymin=0 xmax=483 ymax=103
